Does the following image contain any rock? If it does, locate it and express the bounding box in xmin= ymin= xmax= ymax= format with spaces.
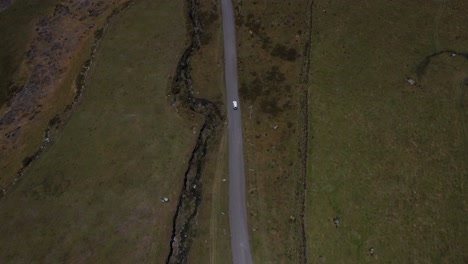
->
xmin=333 ymin=216 xmax=341 ymax=228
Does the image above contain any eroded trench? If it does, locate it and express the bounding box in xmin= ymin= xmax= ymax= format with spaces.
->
xmin=166 ymin=0 xmax=222 ymax=263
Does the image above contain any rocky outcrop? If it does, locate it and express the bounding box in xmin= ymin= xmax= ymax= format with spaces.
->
xmin=0 ymin=0 xmax=132 ymax=193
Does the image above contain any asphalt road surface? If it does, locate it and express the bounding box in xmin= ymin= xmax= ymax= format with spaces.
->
xmin=220 ymin=0 xmax=253 ymax=263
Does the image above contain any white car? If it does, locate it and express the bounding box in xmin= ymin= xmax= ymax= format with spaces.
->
xmin=232 ymin=100 xmax=238 ymax=110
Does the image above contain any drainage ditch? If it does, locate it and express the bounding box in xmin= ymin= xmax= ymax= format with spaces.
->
xmin=166 ymin=0 xmax=222 ymax=263
xmin=416 ymin=50 xmax=468 ymax=79
xmin=297 ymin=1 xmax=314 ymax=262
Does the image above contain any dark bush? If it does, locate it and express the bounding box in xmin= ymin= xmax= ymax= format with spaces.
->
xmin=286 ymin=48 xmax=297 ymax=61
xmin=94 ymin=28 xmax=104 ymax=39
xmin=48 ymin=115 xmax=61 ymax=127
xmin=22 ymin=156 xmax=34 ymax=167
xmin=200 ymin=11 xmax=218 ymax=29
xmin=271 ymin=43 xmax=297 ymax=61
xmin=261 ymin=35 xmax=272 ymax=50
xmin=265 ymin=66 xmax=285 ymax=83
xmin=246 ymin=13 xmax=262 ymax=35
xmin=260 ymin=97 xmax=281 ymax=117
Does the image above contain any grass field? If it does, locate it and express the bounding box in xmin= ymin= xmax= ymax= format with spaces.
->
xmin=0 ymin=0 xmax=197 ymax=262
xmin=306 ymin=0 xmax=468 ymax=263
xmin=2 ymin=0 xmax=465 ymax=263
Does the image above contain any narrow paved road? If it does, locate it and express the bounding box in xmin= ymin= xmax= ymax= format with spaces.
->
xmin=220 ymin=0 xmax=253 ymax=263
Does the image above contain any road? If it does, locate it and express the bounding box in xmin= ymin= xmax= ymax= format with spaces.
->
xmin=220 ymin=0 xmax=253 ymax=264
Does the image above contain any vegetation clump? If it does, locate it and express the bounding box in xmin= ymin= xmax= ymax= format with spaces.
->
xmin=271 ymin=43 xmax=297 ymax=61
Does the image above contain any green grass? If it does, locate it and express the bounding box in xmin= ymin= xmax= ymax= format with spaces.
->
xmin=306 ymin=0 xmax=468 ymax=263
xmin=0 ymin=0 xmax=196 ymax=262
xmin=0 ymin=0 xmax=59 ymax=105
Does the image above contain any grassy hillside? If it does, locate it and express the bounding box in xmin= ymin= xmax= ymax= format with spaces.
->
xmin=306 ymin=0 xmax=468 ymax=263
xmin=0 ymin=0 xmax=130 ymax=193
xmin=0 ymin=0 xmax=58 ymax=105
xmin=0 ymin=0 xmax=197 ymax=262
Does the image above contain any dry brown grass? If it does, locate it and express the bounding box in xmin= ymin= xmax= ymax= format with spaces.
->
xmin=233 ymin=1 xmax=311 ymax=262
